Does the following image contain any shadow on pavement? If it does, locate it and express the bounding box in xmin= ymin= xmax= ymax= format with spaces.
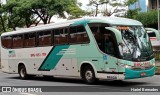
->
xmin=5 ymin=75 xmax=150 ymax=87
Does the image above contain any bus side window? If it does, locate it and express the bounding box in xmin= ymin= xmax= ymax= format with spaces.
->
xmin=148 ymin=32 xmax=156 ymax=37
xmin=12 ymin=35 xmax=23 ymax=48
xmin=69 ymin=27 xmax=77 ymax=44
xmin=38 ymin=31 xmax=51 ymax=46
xmin=24 ymin=33 xmax=36 ymax=47
xmin=54 ymin=29 xmax=60 ymax=45
xmin=59 ymin=28 xmax=68 ymax=44
xmin=1 ymin=36 xmax=12 ymax=48
xmin=51 ymin=30 xmax=54 ymax=45
xmin=77 ymin=26 xmax=89 ymax=43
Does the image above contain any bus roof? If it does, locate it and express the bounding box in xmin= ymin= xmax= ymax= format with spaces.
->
xmin=1 ymin=17 xmax=142 ymax=36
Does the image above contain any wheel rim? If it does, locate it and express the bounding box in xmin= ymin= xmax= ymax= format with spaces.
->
xmin=85 ymin=70 xmax=93 ymax=81
xmin=20 ymin=68 xmax=25 ymax=78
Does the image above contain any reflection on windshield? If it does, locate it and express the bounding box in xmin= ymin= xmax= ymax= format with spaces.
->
xmin=116 ymin=26 xmax=153 ymax=61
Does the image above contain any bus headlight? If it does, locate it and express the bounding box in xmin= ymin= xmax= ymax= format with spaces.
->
xmin=120 ymin=64 xmax=132 ymax=69
xmin=125 ymin=65 xmax=132 ymax=69
xmin=152 ymin=63 xmax=155 ymax=66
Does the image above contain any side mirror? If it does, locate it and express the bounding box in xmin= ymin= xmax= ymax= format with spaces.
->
xmin=145 ymin=28 xmax=160 ymax=40
xmin=105 ymin=27 xmax=123 ymax=44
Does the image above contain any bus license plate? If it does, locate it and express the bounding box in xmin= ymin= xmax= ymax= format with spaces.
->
xmin=140 ymin=72 xmax=146 ymax=77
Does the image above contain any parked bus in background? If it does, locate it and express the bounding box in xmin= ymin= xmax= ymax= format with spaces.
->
xmin=1 ymin=17 xmax=156 ymax=84
xmin=146 ymin=28 xmax=160 ymax=62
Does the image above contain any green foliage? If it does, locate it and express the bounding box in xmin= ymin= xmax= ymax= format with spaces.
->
xmin=133 ymin=10 xmax=158 ymax=28
xmin=66 ymin=0 xmax=86 ymax=19
xmin=125 ymin=8 xmax=141 ymax=18
xmin=88 ymin=0 xmax=126 ymax=16
xmin=125 ymin=0 xmax=138 ymax=6
xmin=0 ymin=0 xmax=85 ymax=33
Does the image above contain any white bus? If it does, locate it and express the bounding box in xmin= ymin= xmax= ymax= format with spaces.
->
xmin=1 ymin=17 xmax=156 ymax=84
xmin=146 ymin=28 xmax=160 ymax=61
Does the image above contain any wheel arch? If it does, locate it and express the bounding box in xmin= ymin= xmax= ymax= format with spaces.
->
xmin=80 ymin=61 xmax=97 ymax=78
xmin=18 ymin=62 xmax=26 ymax=73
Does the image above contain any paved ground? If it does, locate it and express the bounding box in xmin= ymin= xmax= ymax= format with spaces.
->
xmin=0 ymin=70 xmax=160 ymax=95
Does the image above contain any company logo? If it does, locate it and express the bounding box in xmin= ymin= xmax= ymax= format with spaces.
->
xmin=2 ymin=87 xmax=12 ymax=92
xmin=134 ymin=62 xmax=150 ymax=67
xmin=8 ymin=50 xmax=16 ymax=57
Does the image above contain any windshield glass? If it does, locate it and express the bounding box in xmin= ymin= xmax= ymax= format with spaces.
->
xmin=114 ymin=26 xmax=154 ymax=61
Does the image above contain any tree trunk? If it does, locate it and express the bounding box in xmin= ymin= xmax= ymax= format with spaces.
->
xmin=0 ymin=16 xmax=6 ymax=32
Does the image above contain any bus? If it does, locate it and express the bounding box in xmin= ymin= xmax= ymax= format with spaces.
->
xmin=146 ymin=28 xmax=160 ymax=61
xmin=146 ymin=28 xmax=160 ymax=47
xmin=1 ymin=17 xmax=156 ymax=84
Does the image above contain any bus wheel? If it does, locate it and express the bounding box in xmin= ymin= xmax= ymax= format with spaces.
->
xmin=19 ymin=65 xmax=28 ymax=80
xmin=83 ymin=66 xmax=96 ymax=84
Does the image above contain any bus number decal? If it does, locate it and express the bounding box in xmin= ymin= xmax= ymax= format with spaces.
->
xmin=30 ymin=53 xmax=47 ymax=57
xmin=107 ymin=76 xmax=117 ymax=80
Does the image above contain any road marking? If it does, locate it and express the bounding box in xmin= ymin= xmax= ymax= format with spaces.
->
xmin=20 ymin=93 xmax=37 ymax=95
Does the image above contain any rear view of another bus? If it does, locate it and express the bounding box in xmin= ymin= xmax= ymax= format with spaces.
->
xmin=146 ymin=28 xmax=160 ymax=63
xmin=146 ymin=28 xmax=160 ymax=47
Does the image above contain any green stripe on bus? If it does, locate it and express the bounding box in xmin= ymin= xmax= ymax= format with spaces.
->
xmin=39 ymin=45 xmax=70 ymax=71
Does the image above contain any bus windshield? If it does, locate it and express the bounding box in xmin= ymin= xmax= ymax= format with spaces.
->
xmin=115 ymin=26 xmax=154 ymax=61
xmin=88 ymin=23 xmax=154 ymax=61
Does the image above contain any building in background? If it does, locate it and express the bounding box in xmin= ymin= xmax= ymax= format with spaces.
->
xmin=129 ymin=0 xmax=160 ymax=12
xmin=129 ymin=0 xmax=147 ymax=12
xmin=148 ymin=0 xmax=160 ymax=10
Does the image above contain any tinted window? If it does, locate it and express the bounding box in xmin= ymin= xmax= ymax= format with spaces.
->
xmin=148 ymin=32 xmax=156 ymax=37
xmin=12 ymin=35 xmax=23 ymax=48
xmin=1 ymin=36 xmax=12 ymax=48
xmin=88 ymin=23 xmax=117 ymax=56
xmin=54 ymin=28 xmax=68 ymax=45
xmin=24 ymin=33 xmax=36 ymax=47
xmin=69 ymin=27 xmax=77 ymax=43
xmin=77 ymin=26 xmax=89 ymax=43
xmin=69 ymin=25 xmax=89 ymax=44
xmin=38 ymin=31 xmax=51 ymax=46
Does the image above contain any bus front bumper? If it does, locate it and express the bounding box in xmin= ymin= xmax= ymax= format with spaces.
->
xmin=124 ymin=66 xmax=156 ymax=79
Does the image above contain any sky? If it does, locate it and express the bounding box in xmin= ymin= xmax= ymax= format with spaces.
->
xmin=78 ymin=0 xmax=90 ymax=10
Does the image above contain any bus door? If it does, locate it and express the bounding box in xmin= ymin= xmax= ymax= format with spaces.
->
xmin=103 ymin=27 xmax=123 ymax=79
xmin=103 ymin=31 xmax=119 ymax=78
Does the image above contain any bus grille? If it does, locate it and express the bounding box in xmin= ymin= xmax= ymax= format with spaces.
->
xmin=131 ymin=66 xmax=153 ymax=71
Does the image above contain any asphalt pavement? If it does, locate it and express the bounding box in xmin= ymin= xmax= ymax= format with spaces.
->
xmin=0 ymin=69 xmax=160 ymax=95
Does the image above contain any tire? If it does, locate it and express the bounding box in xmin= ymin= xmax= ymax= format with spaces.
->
xmin=83 ymin=66 xmax=96 ymax=84
xmin=18 ymin=65 xmax=28 ymax=80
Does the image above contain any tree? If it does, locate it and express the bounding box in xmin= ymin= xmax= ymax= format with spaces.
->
xmin=66 ymin=0 xmax=87 ymax=19
xmin=0 ymin=0 xmax=85 ymax=32
xmin=134 ymin=10 xmax=158 ymax=29
xmin=21 ymin=0 xmax=86 ymax=24
xmin=124 ymin=8 xmax=141 ymax=18
xmin=124 ymin=0 xmax=158 ymax=29
xmin=87 ymin=0 xmax=126 ymax=16
xmin=124 ymin=0 xmax=140 ymax=19
xmin=1 ymin=0 xmax=34 ymax=30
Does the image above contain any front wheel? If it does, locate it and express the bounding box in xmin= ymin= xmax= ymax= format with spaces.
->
xmin=83 ymin=66 xmax=97 ymax=84
xmin=19 ymin=65 xmax=28 ymax=80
